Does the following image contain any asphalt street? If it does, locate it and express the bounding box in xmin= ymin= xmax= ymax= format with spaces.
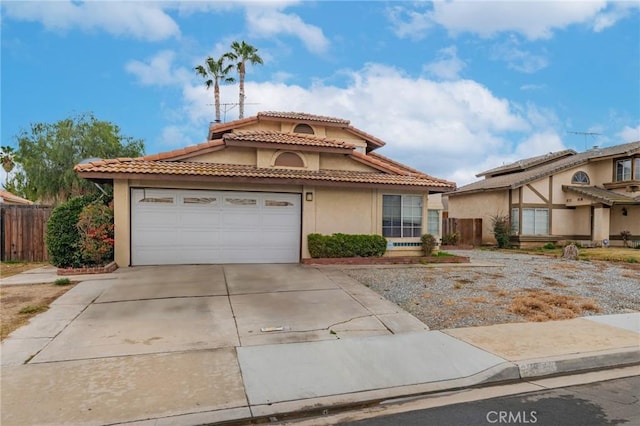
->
xmin=345 ymin=376 xmax=640 ymax=426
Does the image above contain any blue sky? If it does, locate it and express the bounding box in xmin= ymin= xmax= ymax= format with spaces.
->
xmin=2 ymin=1 xmax=639 ymax=186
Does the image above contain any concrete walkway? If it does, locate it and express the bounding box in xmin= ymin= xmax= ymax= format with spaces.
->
xmin=1 ymin=265 xmax=638 ymax=426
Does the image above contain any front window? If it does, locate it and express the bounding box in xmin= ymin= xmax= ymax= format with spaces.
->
xmin=616 ymin=159 xmax=632 ymax=181
xmin=427 ymin=210 xmax=440 ymax=236
xmin=522 ymin=208 xmax=549 ymax=235
xmin=382 ymin=195 xmax=422 ymax=238
xmin=511 ymin=208 xmax=519 ymax=235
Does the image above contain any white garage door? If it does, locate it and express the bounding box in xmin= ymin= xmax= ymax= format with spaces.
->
xmin=131 ymin=188 xmax=301 ymax=265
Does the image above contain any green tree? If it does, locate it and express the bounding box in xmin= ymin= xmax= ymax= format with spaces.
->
xmin=225 ymin=41 xmax=263 ymax=119
xmin=195 ymin=55 xmax=235 ymax=124
xmin=10 ymin=113 xmax=144 ymax=205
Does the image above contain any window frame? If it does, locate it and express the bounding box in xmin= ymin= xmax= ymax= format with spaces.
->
xmin=571 ymin=171 xmax=590 ymax=185
xmin=616 ymin=158 xmax=632 ymax=182
xmin=521 ymin=208 xmax=549 ymax=235
xmin=382 ymin=194 xmax=423 ymax=238
xmin=427 ymin=209 xmax=440 ymax=236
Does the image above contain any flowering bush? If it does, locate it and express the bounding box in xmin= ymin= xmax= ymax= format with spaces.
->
xmin=77 ymin=202 xmax=114 ymax=266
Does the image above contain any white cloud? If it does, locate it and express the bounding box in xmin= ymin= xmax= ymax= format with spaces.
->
xmin=245 ymin=7 xmax=330 ymax=54
xmin=491 ymin=36 xmax=549 ymax=73
xmin=520 ymin=84 xmax=545 ymax=91
xmin=423 ymin=46 xmax=466 ymax=80
xmin=125 ymin=51 xmax=191 ymax=86
xmin=593 ymin=2 xmax=640 ymax=31
xmin=388 ymin=1 xmax=628 ymax=41
xmin=2 ymin=1 xmax=180 ymax=41
xmin=431 ymin=0 xmax=608 ymax=40
xmin=387 ymin=4 xmax=433 ymax=40
xmin=617 ymin=125 xmax=640 ymax=142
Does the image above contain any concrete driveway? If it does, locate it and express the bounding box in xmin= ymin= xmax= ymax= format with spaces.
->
xmin=21 ymin=264 xmax=427 ymax=364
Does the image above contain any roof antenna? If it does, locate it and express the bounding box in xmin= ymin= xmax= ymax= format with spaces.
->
xmin=568 ymin=131 xmax=601 ymax=151
xmin=207 ymin=102 xmax=260 ymax=124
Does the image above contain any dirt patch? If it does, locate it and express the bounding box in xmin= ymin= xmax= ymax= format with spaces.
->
xmin=0 ymin=283 xmax=76 ymax=340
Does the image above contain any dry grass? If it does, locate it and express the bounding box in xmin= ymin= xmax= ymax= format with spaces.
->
xmin=0 ymin=283 xmax=76 ymax=340
xmin=1 ymin=262 xmax=49 ymax=278
xmin=509 ymin=289 xmax=601 ymax=322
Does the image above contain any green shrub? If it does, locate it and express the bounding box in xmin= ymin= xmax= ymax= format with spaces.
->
xmin=46 ymin=193 xmax=103 ymax=268
xmin=491 ymin=214 xmax=511 ymax=249
xmin=441 ymin=232 xmax=460 ymax=246
xmin=421 ymin=234 xmax=437 ymax=256
xmin=54 ymin=278 xmax=72 ymax=286
xmin=307 ymin=233 xmax=387 ymax=258
xmin=543 ymin=243 xmax=556 ymax=250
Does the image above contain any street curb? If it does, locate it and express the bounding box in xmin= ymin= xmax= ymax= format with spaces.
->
xmin=516 ymin=346 xmax=640 ymax=378
xmin=215 ymin=350 xmax=640 ymax=425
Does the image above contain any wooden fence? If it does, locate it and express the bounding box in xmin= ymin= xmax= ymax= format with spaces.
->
xmin=0 ymin=205 xmax=53 ymax=262
xmin=442 ymin=218 xmax=483 ymax=246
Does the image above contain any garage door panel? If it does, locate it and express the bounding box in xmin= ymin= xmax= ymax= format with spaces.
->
xmin=131 ymin=189 xmax=300 ymax=265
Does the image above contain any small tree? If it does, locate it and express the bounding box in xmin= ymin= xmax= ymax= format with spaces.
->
xmin=491 ymin=214 xmax=511 ymax=249
xmin=421 ymin=234 xmax=438 ymax=256
xmin=77 ymin=202 xmax=115 ymax=265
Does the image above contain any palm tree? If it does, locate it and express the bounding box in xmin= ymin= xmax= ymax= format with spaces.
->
xmin=225 ymin=41 xmax=263 ymax=119
xmin=1 ymin=145 xmax=15 ymax=185
xmin=194 ymin=55 xmax=235 ymax=123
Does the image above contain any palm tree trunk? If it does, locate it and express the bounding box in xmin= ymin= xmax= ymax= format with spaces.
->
xmin=239 ymin=68 xmax=245 ymax=119
xmin=214 ymin=80 xmax=221 ymax=123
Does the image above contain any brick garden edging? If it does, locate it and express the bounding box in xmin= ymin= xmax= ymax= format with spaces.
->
xmin=57 ymin=261 xmax=118 ymax=276
xmin=302 ymin=255 xmax=470 ymax=265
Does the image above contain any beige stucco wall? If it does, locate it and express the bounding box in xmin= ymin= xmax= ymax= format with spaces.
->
xmin=319 ymin=153 xmax=378 ymax=172
xmin=522 ymin=178 xmax=550 ymax=204
xmin=610 ymin=205 xmax=640 ymax=236
xmin=551 ymin=207 xmax=591 ymax=236
xmin=113 ymin=179 xmax=131 ymax=268
xmin=448 ymin=191 xmax=509 ymax=244
xmin=189 ymin=147 xmax=256 ymax=165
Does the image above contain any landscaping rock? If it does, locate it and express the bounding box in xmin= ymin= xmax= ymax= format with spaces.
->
xmin=562 ymin=244 xmax=579 ymax=260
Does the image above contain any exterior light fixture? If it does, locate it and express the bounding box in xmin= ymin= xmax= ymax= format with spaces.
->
xmin=305 ymin=192 xmax=313 ymax=201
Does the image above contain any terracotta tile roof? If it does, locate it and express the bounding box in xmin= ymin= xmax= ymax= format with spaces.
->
xmin=345 ymin=126 xmax=386 ymax=148
xmin=367 ymin=152 xmax=456 ymax=186
xmin=141 ymin=139 xmax=225 ymax=161
xmin=452 ymin=141 xmax=640 ymax=195
xmin=258 ymin=111 xmax=350 ymax=125
xmin=0 ymin=190 xmax=33 ymax=205
xmin=477 ymin=149 xmax=577 ymax=177
xmin=224 ymin=130 xmax=355 ymax=150
xmin=75 ymin=159 xmax=455 ymax=190
xmin=562 ymin=185 xmax=640 ymax=206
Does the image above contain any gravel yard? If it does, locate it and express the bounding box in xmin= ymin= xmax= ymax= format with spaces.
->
xmin=341 ymin=250 xmax=640 ymax=330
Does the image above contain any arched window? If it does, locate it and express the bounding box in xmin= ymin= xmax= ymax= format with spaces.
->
xmin=293 ymin=123 xmax=314 ymax=134
xmin=571 ymin=171 xmax=590 ymax=185
xmin=274 ymin=152 xmax=304 ymax=168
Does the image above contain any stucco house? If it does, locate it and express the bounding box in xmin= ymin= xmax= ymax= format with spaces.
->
xmin=75 ymin=112 xmax=456 ymax=266
xmin=448 ymin=141 xmax=640 ymax=248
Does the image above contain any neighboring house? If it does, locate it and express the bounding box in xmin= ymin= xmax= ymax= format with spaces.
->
xmin=0 ymin=190 xmax=33 ymax=205
xmin=75 ymin=112 xmax=456 ymax=266
xmin=448 ymin=141 xmax=640 ymax=247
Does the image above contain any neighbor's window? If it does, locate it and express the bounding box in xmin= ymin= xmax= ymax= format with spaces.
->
xmin=427 ymin=209 xmax=440 ymax=235
xmin=522 ymin=208 xmax=549 ymax=235
xmin=571 ymin=171 xmax=590 ymax=185
xmin=616 ymin=159 xmax=632 ymax=181
xmin=382 ymin=195 xmax=422 ymax=238
xmin=511 ymin=208 xmax=520 ymax=235
xmin=635 ymin=158 xmax=640 ymax=180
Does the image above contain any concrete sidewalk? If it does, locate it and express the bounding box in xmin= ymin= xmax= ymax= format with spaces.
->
xmin=0 ymin=268 xmax=638 ymax=425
